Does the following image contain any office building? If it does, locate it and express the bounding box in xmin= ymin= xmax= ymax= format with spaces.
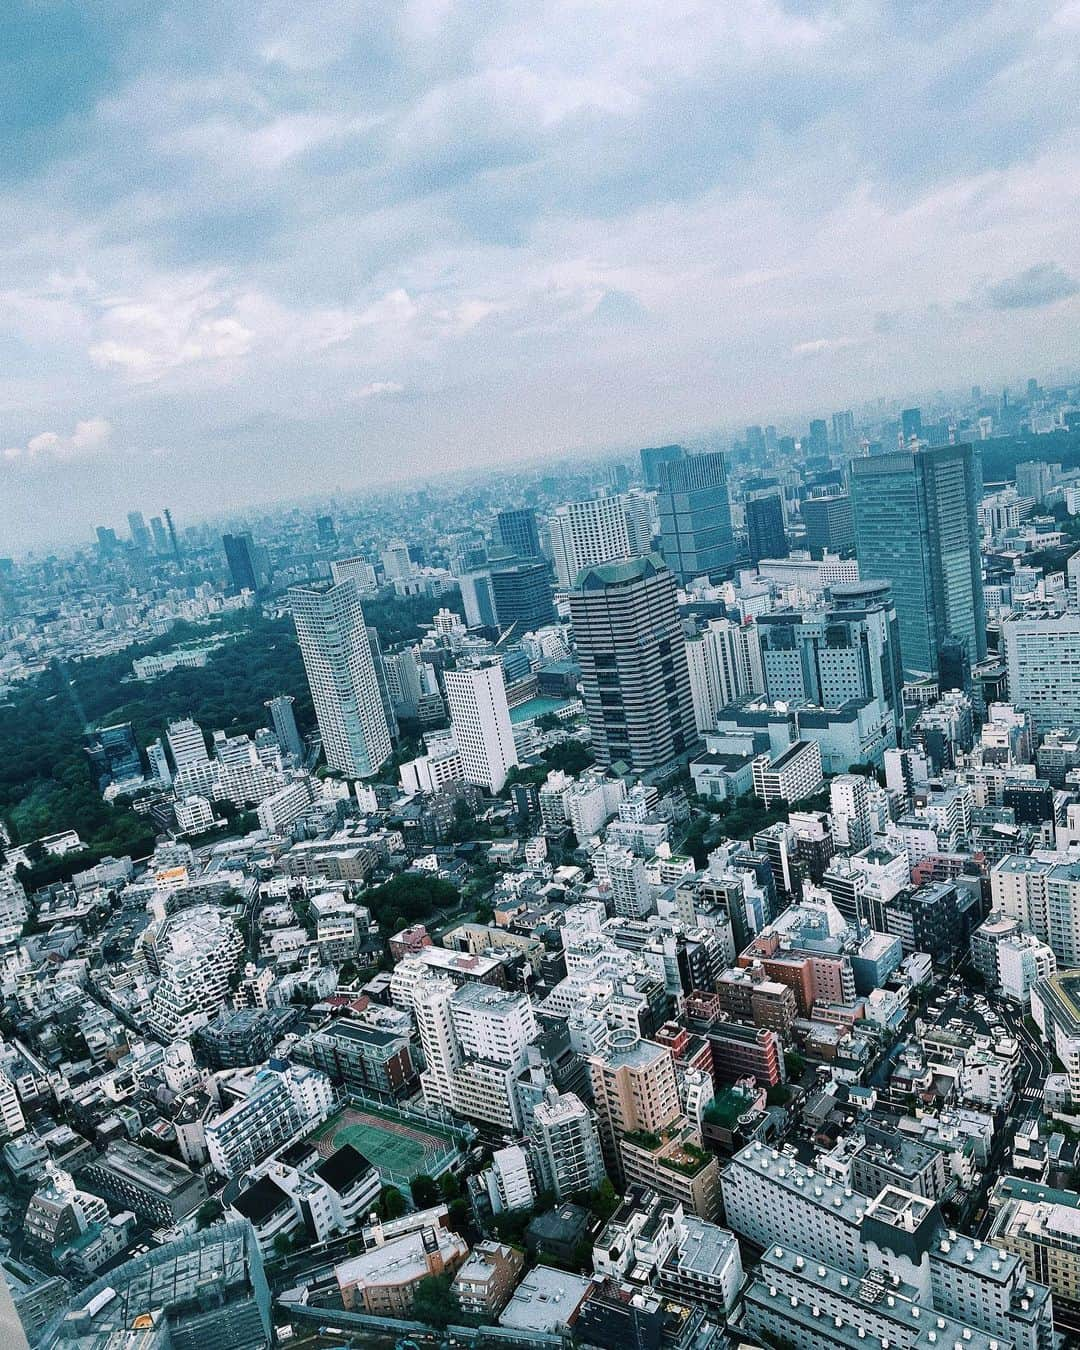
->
xmin=724 ymin=1141 xmax=1053 ymax=1350
xmin=752 ymin=740 xmax=824 ymax=807
xmin=490 ymin=558 xmax=556 ymax=630
xmin=745 ymin=492 xmax=787 ymax=563
xmin=264 ymin=694 xmax=304 ymax=762
xmin=222 ymin=532 xmax=259 ymax=594
xmin=80 ymin=1139 xmax=207 ymax=1225
xmin=53 ymin=1222 xmax=272 ymax=1349
xmin=530 ymin=1087 xmax=606 ymax=1200
xmin=901 ymin=406 xmax=923 ymax=442
xmin=548 ymin=495 xmax=635 ymax=588
xmin=802 ymin=491 xmax=854 ymax=558
xmin=149 ymin=515 xmax=169 ymax=553
xmin=83 ymin=722 xmax=142 ymax=791
xmin=569 ymin=553 xmax=698 ymax=773
xmin=329 ymin=555 xmax=379 ymax=593
xmin=458 ymin=569 xmax=498 ymax=628
xmin=832 ymin=409 xmax=856 ymax=446
xmin=850 ymin=443 xmax=986 ymax=678
xmin=806 ymin=418 xmax=829 ymax=456
xmin=289 ymin=578 xmax=392 ymax=778
xmin=495 ymin=507 xmax=542 ymax=558
xmin=686 ymin=617 xmax=764 ymax=732
xmin=127 ymin=510 xmax=152 ymax=551
xmin=757 ymin=580 xmax=903 ymax=723
xmin=443 ymin=662 xmax=518 ymax=793
xmin=657 ymin=451 xmax=737 ymax=580
xmin=1003 ymin=608 xmax=1080 ymax=733
xmin=166 ymin=717 xmax=209 ymax=772
xmin=640 ymin=443 xmax=685 ymax=488
xmin=990 ymin=1177 xmax=1080 ymax=1335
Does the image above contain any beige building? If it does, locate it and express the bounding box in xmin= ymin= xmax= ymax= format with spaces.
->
xmin=620 ymin=1120 xmax=721 ymax=1221
xmin=452 ymin=1240 xmax=524 ymax=1318
xmin=587 ymin=1028 xmax=681 ymax=1180
xmin=989 ymin=1177 xmax=1080 ymax=1332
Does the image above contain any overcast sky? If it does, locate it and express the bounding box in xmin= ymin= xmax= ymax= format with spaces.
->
xmin=2 ymin=0 xmax=1080 ymax=553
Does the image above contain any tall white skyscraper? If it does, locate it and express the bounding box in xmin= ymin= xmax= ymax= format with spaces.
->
xmin=166 ymin=718 xmax=209 ymax=772
xmin=548 ymin=495 xmax=634 ymax=588
xmin=686 ymin=617 xmax=764 ymax=732
xmin=530 ymin=1088 xmax=606 ymax=1200
xmin=443 ymin=662 xmax=519 ymax=792
xmin=289 ymin=579 xmax=392 ymax=779
xmin=829 ymin=773 xmax=872 ymax=850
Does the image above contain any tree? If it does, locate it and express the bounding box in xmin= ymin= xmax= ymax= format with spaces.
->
xmin=272 ymin=1231 xmax=295 ymax=1257
xmin=378 ymin=1184 xmax=408 ymax=1220
xmin=411 ymin=1272 xmax=460 ymax=1329
xmin=589 ymin=1178 xmax=619 ymax=1223
xmin=411 ymin=1173 xmax=441 ymax=1208
xmin=438 ymin=1171 xmax=461 ymax=1201
xmin=784 ymin=1050 xmax=806 ymax=1080
xmin=195 ymin=1198 xmax=223 ymax=1229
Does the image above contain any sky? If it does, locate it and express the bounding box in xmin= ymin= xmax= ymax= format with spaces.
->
xmin=2 ymin=0 xmax=1080 ymax=553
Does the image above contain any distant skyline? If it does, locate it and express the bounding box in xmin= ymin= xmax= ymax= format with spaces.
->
xmin=2 ymin=1 xmax=1080 ymax=553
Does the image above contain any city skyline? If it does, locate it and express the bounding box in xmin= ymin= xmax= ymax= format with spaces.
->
xmin=2 ymin=2 xmax=1080 ymax=552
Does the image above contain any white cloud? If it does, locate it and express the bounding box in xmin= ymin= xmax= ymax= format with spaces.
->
xmin=356 ymin=381 xmax=405 ymax=399
xmin=4 ymin=417 xmax=112 ymax=463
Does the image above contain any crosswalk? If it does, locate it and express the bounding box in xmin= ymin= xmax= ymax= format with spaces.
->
xmin=1019 ymin=1087 xmax=1043 ymax=1102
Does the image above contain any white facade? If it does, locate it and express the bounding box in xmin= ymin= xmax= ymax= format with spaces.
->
xmin=530 ymin=1089 xmax=605 ymax=1200
xmin=166 ymin=718 xmax=209 ymax=771
xmin=174 ymin=795 xmax=214 ymax=835
xmin=830 ymin=774 xmax=872 ymax=849
xmin=686 ymin=618 xmax=764 ymax=733
xmin=289 ymin=579 xmax=392 ymax=779
xmin=997 ymin=934 xmax=1057 ymax=1007
xmin=548 ymin=496 xmax=634 ymax=588
xmin=752 ymin=740 xmax=823 ymax=807
xmin=444 ymin=663 xmax=518 ymax=793
xmin=1003 ymin=608 xmax=1080 ymax=732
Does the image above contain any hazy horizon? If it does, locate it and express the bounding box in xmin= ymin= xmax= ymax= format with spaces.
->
xmin=3 ymin=1 xmax=1080 ymax=553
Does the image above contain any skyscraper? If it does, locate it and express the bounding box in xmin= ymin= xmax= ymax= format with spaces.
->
xmin=801 ymin=491 xmax=854 ymax=558
xmin=127 ymin=511 xmax=152 ymax=551
xmin=150 ymin=516 xmax=169 ymax=554
xmin=163 ymin=508 xmax=180 ymax=558
xmin=490 ymin=559 xmax=556 ymax=631
xmin=265 ymin=694 xmax=304 ymax=763
xmin=831 ymin=410 xmax=855 ymax=447
xmin=289 ymin=579 xmax=392 ymax=778
xmin=901 ymin=407 xmax=923 ymax=444
xmin=745 ymin=492 xmax=787 ymax=564
xmin=639 ymin=443 xmax=684 ymax=488
xmin=806 ymin=419 xmax=829 ymax=458
xmin=756 ymin=580 xmax=903 ymax=727
xmin=166 ymin=718 xmax=209 ymax=772
xmin=685 ymin=618 xmax=764 ymax=732
xmin=850 ymin=443 xmax=986 ymax=679
xmin=443 ymin=661 xmax=519 ymax=792
xmin=495 ymin=507 xmax=542 ymax=559
xmin=222 ymin=532 xmax=259 ymax=594
xmin=548 ymin=496 xmax=633 ymax=588
xmin=316 ymin=515 xmax=337 ymax=547
xmin=568 ymin=553 xmax=698 ymax=773
xmin=657 ymin=451 xmax=736 ymax=581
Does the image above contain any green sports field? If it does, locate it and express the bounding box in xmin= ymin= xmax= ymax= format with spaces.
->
xmin=311 ymin=1103 xmax=459 ymax=1183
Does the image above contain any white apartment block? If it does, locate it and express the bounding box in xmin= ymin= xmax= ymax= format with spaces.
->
xmin=207 ymin=1064 xmax=339 ymax=1178
xmin=443 ymin=663 xmax=518 ymax=793
xmin=1003 ymin=607 xmax=1080 ymax=733
xmin=686 ymin=617 xmax=764 ymax=733
xmin=830 ymin=774 xmax=872 ymax=850
xmin=166 ymin=718 xmax=209 ymax=771
xmin=752 ymin=740 xmax=824 ymax=807
xmin=530 ymin=1088 xmax=606 ymax=1200
xmin=548 ymin=495 xmax=634 ymax=588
